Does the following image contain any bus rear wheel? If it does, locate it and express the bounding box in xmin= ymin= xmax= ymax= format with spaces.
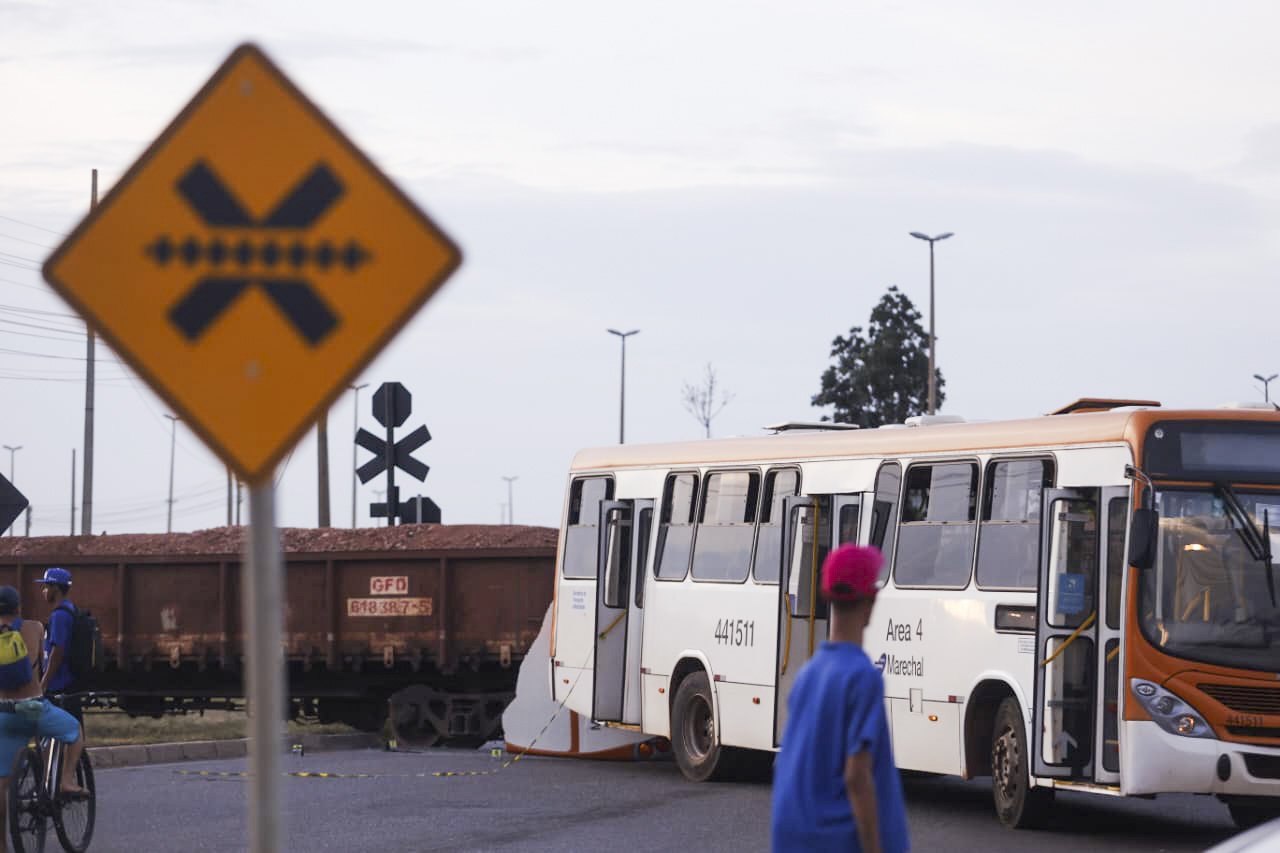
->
xmin=991 ymin=697 xmax=1053 ymax=828
xmin=672 ymin=672 xmax=744 ymax=782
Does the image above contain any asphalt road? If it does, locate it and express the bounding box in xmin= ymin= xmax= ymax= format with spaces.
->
xmin=84 ymin=748 xmax=1245 ymax=852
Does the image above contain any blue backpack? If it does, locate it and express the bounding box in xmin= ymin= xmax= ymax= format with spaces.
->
xmin=0 ymin=620 xmax=33 ymax=691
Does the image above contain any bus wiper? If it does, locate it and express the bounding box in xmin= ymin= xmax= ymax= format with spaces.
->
xmin=1214 ymin=483 xmax=1275 ymax=605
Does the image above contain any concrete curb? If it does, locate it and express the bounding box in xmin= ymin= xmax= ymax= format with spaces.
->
xmin=89 ymin=732 xmax=383 ymax=769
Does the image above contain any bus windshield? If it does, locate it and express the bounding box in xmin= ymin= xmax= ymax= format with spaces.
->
xmin=1140 ymin=489 xmax=1280 ymax=672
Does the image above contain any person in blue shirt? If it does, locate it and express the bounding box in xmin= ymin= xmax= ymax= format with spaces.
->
xmin=36 ymin=568 xmax=82 ymax=724
xmin=772 ymin=544 xmax=909 ymax=853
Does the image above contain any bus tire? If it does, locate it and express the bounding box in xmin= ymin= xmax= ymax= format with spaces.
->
xmin=672 ymin=671 xmax=735 ymax=782
xmin=991 ymin=697 xmax=1053 ymax=828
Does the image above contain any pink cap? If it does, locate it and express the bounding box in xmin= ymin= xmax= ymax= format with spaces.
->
xmin=821 ymin=544 xmax=883 ymax=602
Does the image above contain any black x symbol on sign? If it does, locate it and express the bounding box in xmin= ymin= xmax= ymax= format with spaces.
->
xmin=355 ymin=425 xmax=431 ymax=483
xmin=148 ymin=160 xmax=370 ymax=346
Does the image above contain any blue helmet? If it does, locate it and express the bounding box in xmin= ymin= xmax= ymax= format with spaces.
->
xmin=34 ymin=567 xmax=72 ymax=587
xmin=0 ymin=586 xmax=18 ymax=615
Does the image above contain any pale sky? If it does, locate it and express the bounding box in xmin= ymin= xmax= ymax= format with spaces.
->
xmin=2 ymin=0 xmax=1279 ymax=534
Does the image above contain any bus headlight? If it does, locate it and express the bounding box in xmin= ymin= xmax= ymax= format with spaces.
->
xmin=1130 ymin=679 xmax=1215 ymax=739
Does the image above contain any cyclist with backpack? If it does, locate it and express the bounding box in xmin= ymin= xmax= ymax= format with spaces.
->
xmin=0 ymin=584 xmax=85 ymax=824
xmin=36 ymin=568 xmax=84 ymax=725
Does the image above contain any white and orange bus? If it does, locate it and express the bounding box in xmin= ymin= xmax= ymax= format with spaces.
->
xmin=550 ymin=400 xmax=1280 ymax=828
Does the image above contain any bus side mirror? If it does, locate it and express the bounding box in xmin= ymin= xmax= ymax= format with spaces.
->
xmin=1129 ymin=508 xmax=1159 ymax=570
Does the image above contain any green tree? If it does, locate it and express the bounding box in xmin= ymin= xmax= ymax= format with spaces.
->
xmin=811 ymin=286 xmax=944 ymax=427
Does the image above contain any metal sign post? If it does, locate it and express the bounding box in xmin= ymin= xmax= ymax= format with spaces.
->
xmin=245 ymin=482 xmax=284 ymax=852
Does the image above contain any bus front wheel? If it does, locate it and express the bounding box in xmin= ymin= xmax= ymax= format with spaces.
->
xmin=991 ymin=697 xmax=1054 ymax=828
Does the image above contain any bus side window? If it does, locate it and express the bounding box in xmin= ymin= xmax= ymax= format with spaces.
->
xmin=871 ymin=463 xmax=901 ymax=584
xmin=1105 ymin=497 xmax=1126 ymax=629
xmin=975 ymin=458 xmax=1054 ymax=590
xmin=635 ymin=508 xmax=653 ymax=608
xmin=601 ymin=506 xmax=632 ymax=608
xmin=655 ymin=473 xmax=698 ymax=581
xmin=786 ymin=497 xmax=831 ymax=617
xmin=894 ymin=462 xmax=979 ymax=588
xmin=753 ymin=469 xmax=799 ymax=583
xmin=692 ymin=471 xmax=760 ymax=583
xmin=562 ymin=476 xmax=614 ymax=578
xmin=838 ymin=503 xmax=859 ymax=545
xmin=787 ymin=505 xmax=814 ymax=617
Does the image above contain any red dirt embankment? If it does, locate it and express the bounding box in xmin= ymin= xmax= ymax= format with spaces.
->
xmin=0 ymin=525 xmax=557 ymax=558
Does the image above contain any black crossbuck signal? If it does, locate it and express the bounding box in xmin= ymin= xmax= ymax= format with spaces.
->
xmin=356 ymin=382 xmax=440 ymax=525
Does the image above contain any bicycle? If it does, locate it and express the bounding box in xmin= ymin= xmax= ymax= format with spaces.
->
xmin=3 ymin=696 xmax=96 ymax=853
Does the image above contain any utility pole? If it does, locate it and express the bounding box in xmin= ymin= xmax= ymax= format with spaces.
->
xmin=2 ymin=446 xmax=19 ymax=537
xmin=909 ymin=231 xmax=954 ymax=415
xmin=70 ymin=449 xmax=76 ymax=536
xmin=235 ymin=477 xmax=243 ymax=526
xmin=349 ymin=383 xmax=367 ymax=528
xmin=316 ymin=415 xmax=331 ymax=527
xmin=165 ymin=415 xmax=178 ymax=533
xmin=502 ymin=476 xmax=518 ymax=524
xmin=227 ymin=468 xmax=233 ymax=526
xmin=607 ymin=329 xmax=640 ymax=443
xmin=81 ymin=169 xmax=98 ymax=536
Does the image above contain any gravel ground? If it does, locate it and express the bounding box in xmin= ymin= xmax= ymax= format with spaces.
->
xmin=0 ymin=524 xmax=557 ymax=558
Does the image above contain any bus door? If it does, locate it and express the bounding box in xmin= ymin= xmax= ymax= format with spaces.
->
xmin=774 ymin=495 xmax=832 ymax=746
xmin=1033 ymin=487 xmax=1105 ymax=781
xmin=592 ymin=499 xmax=653 ymax=724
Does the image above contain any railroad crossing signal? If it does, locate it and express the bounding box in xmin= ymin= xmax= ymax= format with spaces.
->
xmin=355 ymin=424 xmax=430 ymax=483
xmin=357 ymin=381 xmax=439 ymax=525
xmin=0 ymin=475 xmax=27 ymax=535
xmin=41 ymin=44 xmax=461 ymax=484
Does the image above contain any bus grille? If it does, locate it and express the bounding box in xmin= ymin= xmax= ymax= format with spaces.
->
xmin=1199 ymin=684 xmax=1280 ymax=715
xmin=1243 ymin=753 xmax=1280 ymax=779
xmin=1228 ymin=726 xmax=1280 ymax=740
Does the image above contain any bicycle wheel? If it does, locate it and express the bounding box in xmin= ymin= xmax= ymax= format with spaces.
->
xmin=52 ymin=752 xmax=94 ymax=853
xmin=9 ymin=746 xmax=47 ymax=853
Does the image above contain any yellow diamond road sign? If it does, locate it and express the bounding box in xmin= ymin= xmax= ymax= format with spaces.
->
xmin=43 ymin=43 xmax=461 ymax=484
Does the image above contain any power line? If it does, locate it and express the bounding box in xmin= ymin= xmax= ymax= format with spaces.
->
xmin=0 ymin=373 xmax=131 ymax=385
xmin=0 ymin=214 xmax=64 ymax=237
xmin=0 ymin=276 xmax=53 ymax=294
xmin=0 ymin=304 xmax=81 ymax=321
xmin=0 ymin=317 xmax=83 ymax=336
xmin=0 ymin=346 xmax=122 ymax=364
xmin=0 ymin=250 xmax=41 ymax=265
xmin=0 ymin=327 xmax=91 ymax=344
xmin=0 ymin=232 xmax=54 ymax=251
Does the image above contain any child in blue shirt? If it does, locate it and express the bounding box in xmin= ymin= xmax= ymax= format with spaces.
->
xmin=772 ymin=544 xmax=909 ymax=853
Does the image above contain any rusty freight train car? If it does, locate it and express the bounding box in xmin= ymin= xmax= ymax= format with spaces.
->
xmin=0 ymin=524 xmax=556 ymax=745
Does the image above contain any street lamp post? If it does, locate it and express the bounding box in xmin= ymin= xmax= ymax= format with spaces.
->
xmin=164 ymin=415 xmax=178 ymax=534
xmin=1254 ymin=373 xmax=1279 ymax=404
xmin=607 ymin=329 xmax=640 ymax=443
xmin=349 ymin=383 xmax=368 ymax=528
xmin=502 ymin=476 xmax=518 ymax=525
xmin=909 ymin=231 xmax=954 ymax=416
xmin=2 ymin=446 xmax=19 ymax=537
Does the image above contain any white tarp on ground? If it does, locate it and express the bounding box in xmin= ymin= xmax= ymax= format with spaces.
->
xmin=503 ymin=605 xmax=661 ymax=759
